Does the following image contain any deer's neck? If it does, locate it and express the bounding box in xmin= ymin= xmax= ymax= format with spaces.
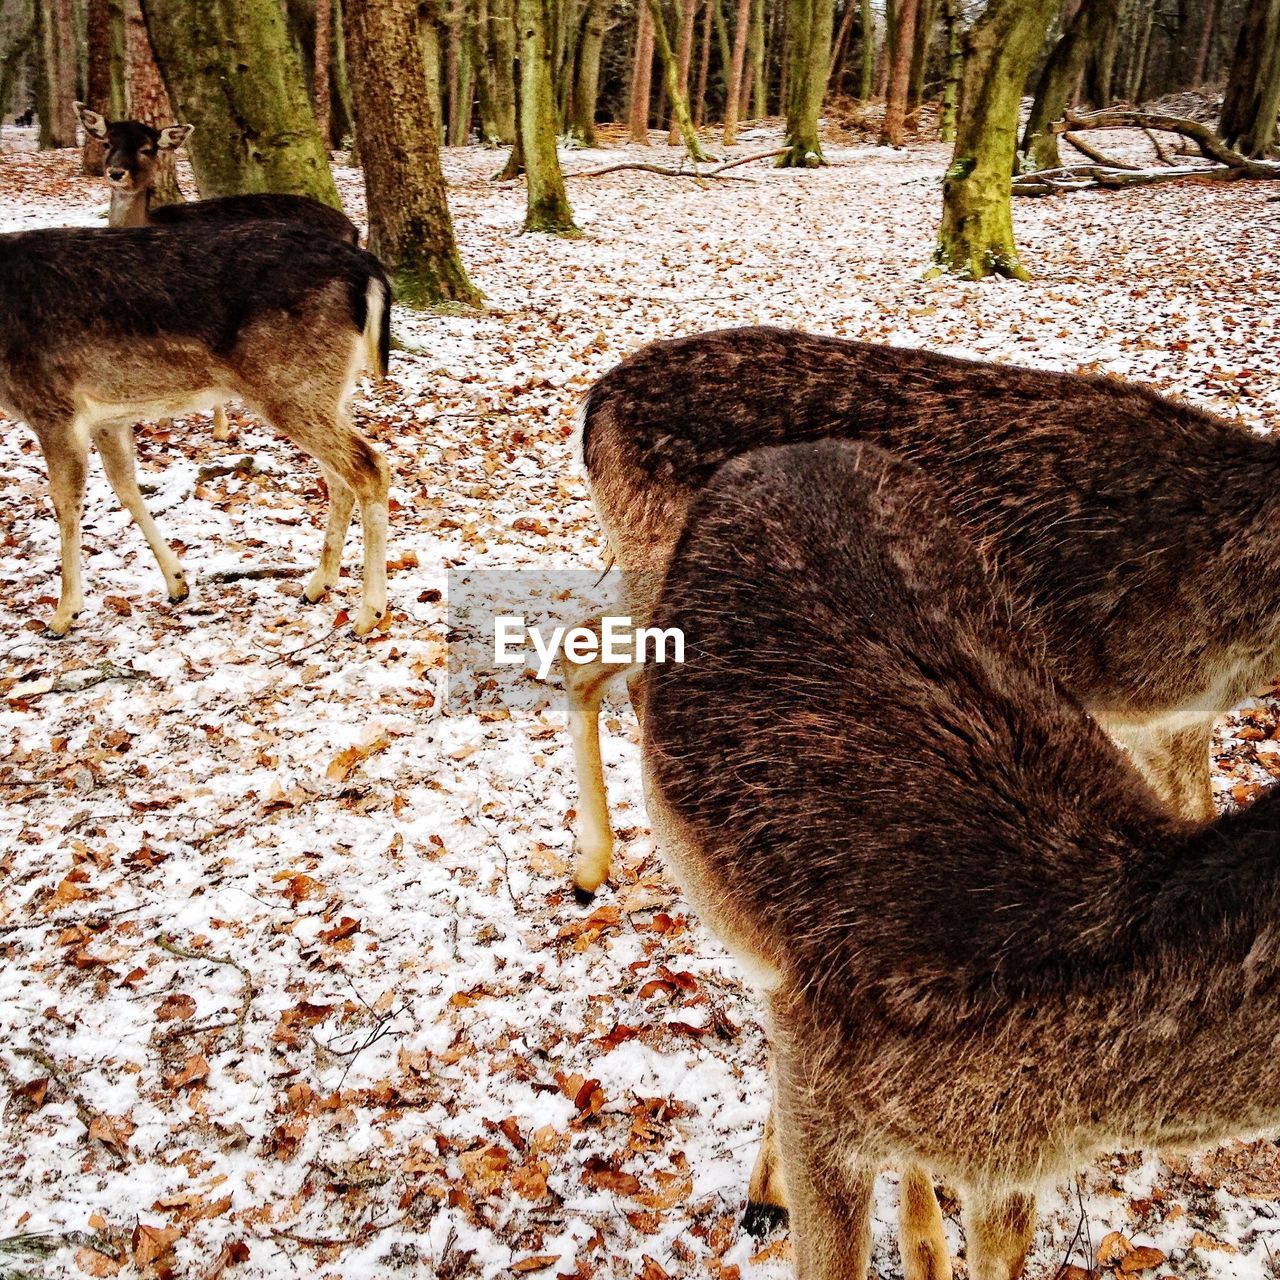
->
xmin=109 ymin=187 xmax=151 ymax=229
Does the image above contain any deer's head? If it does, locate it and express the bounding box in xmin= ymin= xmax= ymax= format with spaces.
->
xmin=75 ymin=103 xmax=192 ymax=198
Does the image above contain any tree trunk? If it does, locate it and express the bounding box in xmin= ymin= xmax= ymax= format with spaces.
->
xmin=517 ymin=0 xmax=578 ymax=230
xmin=653 ymin=0 xmax=705 ymax=152
xmin=827 ymin=0 xmax=856 ymax=90
xmin=1221 ymin=0 xmax=1280 ymax=155
xmin=570 ymin=0 xmax=607 ymax=143
xmin=1191 ymin=0 xmax=1217 ymax=84
xmin=314 ymin=0 xmax=332 ymax=146
xmin=938 ymin=0 xmax=959 ymax=140
xmin=332 ymin=0 xmax=356 ymax=150
xmin=421 ymin=1 xmax=444 ymax=141
xmin=1127 ymin=0 xmax=1155 ymax=100
xmin=487 ymin=0 xmax=518 ymax=142
xmin=140 ymin=0 xmax=339 ymax=203
xmin=881 ymin=0 xmax=918 ymax=145
xmin=779 ymin=0 xmax=834 ymax=163
xmin=35 ymin=0 xmax=76 ymax=148
xmin=0 ymin=2 xmax=35 ymax=126
xmin=1022 ymin=0 xmax=1116 ymax=171
xmin=750 ymin=0 xmax=766 ymax=116
xmin=629 ymin=0 xmax=654 ymax=140
xmin=907 ymin=0 xmax=934 ymax=111
xmin=344 ymin=0 xmax=480 ymax=304
xmin=723 ymin=0 xmax=751 ymax=143
xmin=693 ymin=0 xmax=713 ymax=124
xmin=668 ymin=0 xmax=698 ymax=142
xmin=448 ymin=3 xmax=475 ymax=144
xmin=857 ymin=0 xmax=872 ymax=98
xmin=83 ymin=0 xmax=113 ymax=173
xmin=933 ymin=0 xmax=1060 ymax=280
xmin=125 ymin=0 xmax=183 ymax=202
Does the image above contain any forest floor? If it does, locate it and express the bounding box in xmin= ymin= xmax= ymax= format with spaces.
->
xmin=1 ymin=121 xmax=1280 ymax=1280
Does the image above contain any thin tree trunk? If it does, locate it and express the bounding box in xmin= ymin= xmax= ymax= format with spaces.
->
xmin=750 ymin=0 xmax=766 ymax=116
xmin=712 ymin=0 xmax=733 ymax=102
xmin=83 ymin=0 xmax=112 ymax=173
xmin=938 ymin=0 xmax=959 ymax=140
xmin=571 ymin=0 xmax=607 ymax=143
xmin=776 ymin=0 xmax=789 ymax=109
xmin=332 ymin=0 xmax=356 ymax=151
xmin=1191 ymin=0 xmax=1217 ymax=84
xmin=0 ymin=2 xmax=35 ymax=126
xmin=629 ymin=0 xmax=654 ymax=140
xmin=140 ymin=0 xmax=338 ymax=203
xmin=422 ymin=0 xmax=444 ymax=141
xmin=1128 ymin=0 xmax=1155 ymax=101
xmin=314 ymin=0 xmax=332 ymax=146
xmin=344 ymin=0 xmax=479 ymax=304
xmin=874 ymin=0 xmax=891 ymax=95
xmin=668 ymin=0 xmax=698 ymax=142
xmin=693 ymin=0 xmax=712 ymax=124
xmin=35 ymin=0 xmax=76 ymax=147
xmin=488 ymin=0 xmax=517 ymax=141
xmin=933 ymin=0 xmax=1059 ymax=280
xmin=451 ymin=5 xmax=475 ymax=144
xmin=881 ymin=0 xmax=918 ymax=146
xmin=723 ymin=0 xmax=751 ymax=143
xmin=1022 ymin=0 xmax=1116 ymax=171
xmin=827 ymin=0 xmax=856 ymax=90
xmin=126 ymin=0 xmax=182 ymax=202
xmin=907 ymin=0 xmax=934 ymax=111
xmin=517 ymin=0 xmax=578 ymax=230
xmin=857 ymin=0 xmax=872 ymax=99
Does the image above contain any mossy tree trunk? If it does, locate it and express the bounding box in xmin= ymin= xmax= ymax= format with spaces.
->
xmin=693 ymin=0 xmax=713 ymax=124
xmin=880 ymin=0 xmax=918 ymax=145
xmin=857 ymin=0 xmax=872 ymax=98
xmin=906 ymin=0 xmax=933 ymax=112
xmin=722 ymin=0 xmax=750 ymax=143
xmin=648 ymin=0 xmax=706 ymax=156
xmin=749 ymin=0 xmax=766 ymax=115
xmin=778 ymin=0 xmax=834 ymax=165
xmin=517 ymin=0 xmax=578 ymax=231
xmin=313 ymin=0 xmax=331 ymax=145
xmin=488 ymin=0 xmax=518 ymax=141
xmin=570 ymin=0 xmax=608 ymax=144
xmin=140 ymin=0 xmax=339 ymax=203
xmin=1220 ymin=0 xmax=1280 ymax=156
xmin=1022 ymin=0 xmax=1116 ymax=171
xmin=933 ymin=0 xmax=1059 ymax=280
xmin=0 ymin=2 xmax=35 ymax=122
xmin=35 ymin=0 xmax=77 ymax=148
xmin=332 ymin=0 xmax=355 ymax=148
xmin=344 ymin=0 xmax=481 ymax=306
xmin=667 ymin=0 xmax=698 ymax=143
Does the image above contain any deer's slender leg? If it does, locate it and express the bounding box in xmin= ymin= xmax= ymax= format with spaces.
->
xmin=772 ymin=1077 xmax=873 ymax=1280
xmin=304 ymin=464 xmax=356 ymax=603
xmin=38 ymin=432 xmax=89 ymax=636
xmin=212 ymin=404 xmax=233 ymax=443
xmin=93 ymin=422 xmax=188 ymax=603
xmin=743 ymin=1097 xmax=789 ymax=1236
xmin=563 ymin=611 xmax=636 ymax=900
xmin=963 ymin=1188 xmax=1036 ymax=1280
xmin=1108 ymin=720 xmax=1216 ymax=823
xmin=900 ymin=1165 xmax=952 ymax=1280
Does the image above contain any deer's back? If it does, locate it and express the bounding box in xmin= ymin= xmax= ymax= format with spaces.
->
xmin=643 ymin=441 xmax=1178 ymax=1025
xmin=148 ymin=194 xmax=359 ymax=245
xmin=587 ymin=328 xmax=1280 ymax=716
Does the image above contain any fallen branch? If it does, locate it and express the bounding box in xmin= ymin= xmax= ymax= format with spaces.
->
xmin=13 ymin=1042 xmax=128 ymax=1169
xmin=7 ymin=661 xmax=148 ymax=701
xmin=154 ymin=934 xmax=256 ymax=1045
xmin=1019 ymin=108 xmax=1280 ymax=196
xmin=571 ymin=148 xmax=787 ymax=182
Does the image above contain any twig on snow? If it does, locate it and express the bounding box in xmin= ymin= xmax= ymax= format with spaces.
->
xmin=154 ymin=933 xmax=256 ymax=1045
xmin=571 ymin=147 xmax=787 ymax=182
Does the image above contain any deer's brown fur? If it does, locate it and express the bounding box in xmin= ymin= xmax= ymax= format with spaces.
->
xmin=643 ymin=439 xmax=1280 ymax=1280
xmin=569 ymin=326 xmax=1280 ymax=900
xmin=0 ymin=222 xmax=391 ymax=636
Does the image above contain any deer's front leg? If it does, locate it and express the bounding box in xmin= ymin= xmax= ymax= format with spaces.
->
xmin=39 ymin=432 xmax=89 ymax=635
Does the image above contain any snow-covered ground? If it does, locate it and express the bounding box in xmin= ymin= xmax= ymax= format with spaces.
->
xmin=2 ymin=123 xmax=1280 ymax=1279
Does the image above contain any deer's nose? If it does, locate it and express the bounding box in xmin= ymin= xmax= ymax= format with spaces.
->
xmin=108 ymin=169 xmax=126 ymax=181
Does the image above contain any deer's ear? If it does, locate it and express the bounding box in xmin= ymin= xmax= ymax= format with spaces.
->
xmin=75 ymin=102 xmax=109 ymax=140
xmin=157 ymin=123 xmax=193 ymax=150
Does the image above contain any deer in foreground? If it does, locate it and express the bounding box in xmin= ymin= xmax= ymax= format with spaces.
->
xmin=0 ymin=222 xmax=391 ymax=636
xmin=568 ymin=325 xmax=1280 ymax=902
xmin=643 ymin=438 xmax=1280 ymax=1280
xmin=74 ymin=102 xmax=359 ymax=443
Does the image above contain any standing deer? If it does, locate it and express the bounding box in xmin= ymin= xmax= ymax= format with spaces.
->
xmin=0 ymin=221 xmax=391 ymax=636
xmin=73 ymin=102 xmax=358 ymax=443
xmin=644 ymin=438 xmax=1280 ymax=1280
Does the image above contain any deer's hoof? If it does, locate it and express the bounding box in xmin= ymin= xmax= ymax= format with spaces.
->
xmin=741 ymin=1201 xmax=788 ymax=1239
xmin=169 ymin=579 xmax=189 ymax=604
xmin=46 ymin=607 xmax=81 ymax=638
xmin=352 ymin=605 xmax=386 ymax=637
xmin=572 ymin=884 xmax=596 ymax=906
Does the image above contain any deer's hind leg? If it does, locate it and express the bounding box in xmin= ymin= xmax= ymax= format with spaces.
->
xmin=93 ymin=421 xmax=188 ymax=604
xmin=33 ymin=416 xmax=89 ymax=636
xmin=963 ymin=1188 xmax=1036 ymax=1280
xmin=303 ymin=464 xmax=356 ymax=605
xmin=744 ymin=1099 xmax=788 ymax=1236
xmin=1109 ymin=721 xmax=1216 ymax=823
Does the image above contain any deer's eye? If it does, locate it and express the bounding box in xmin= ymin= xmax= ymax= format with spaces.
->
xmin=140 ymin=147 xmax=155 ymax=156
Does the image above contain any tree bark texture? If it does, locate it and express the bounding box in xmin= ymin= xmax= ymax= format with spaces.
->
xmin=517 ymin=0 xmax=578 ymax=230
xmin=881 ymin=0 xmax=919 ymax=145
xmin=779 ymin=0 xmax=835 ymax=164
